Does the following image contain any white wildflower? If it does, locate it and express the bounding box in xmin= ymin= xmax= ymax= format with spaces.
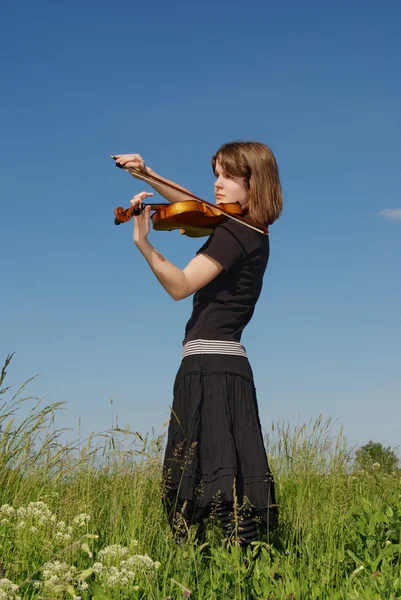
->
xmin=14 ymin=501 xmax=55 ymax=531
xmin=98 ymin=544 xmax=130 ymax=561
xmin=92 ymin=562 xmax=103 ymax=574
xmin=72 ymin=513 xmax=91 ymax=527
xmin=26 ymin=502 xmax=50 ymax=516
xmin=94 ymin=546 xmax=159 ymax=593
xmin=0 ymin=578 xmax=21 ymax=600
xmin=42 ymin=560 xmax=77 ymax=585
xmin=78 ymin=581 xmax=89 ymax=591
xmin=30 ymin=526 xmax=38 ymax=533
xmin=124 ymin=554 xmax=156 ymax=570
xmin=0 ymin=505 xmax=16 ymax=517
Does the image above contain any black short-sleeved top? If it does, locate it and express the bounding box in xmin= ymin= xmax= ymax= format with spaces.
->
xmin=183 ymin=219 xmax=270 ymax=345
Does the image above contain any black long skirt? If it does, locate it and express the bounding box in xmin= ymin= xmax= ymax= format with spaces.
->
xmin=162 ymin=354 xmax=278 ymax=533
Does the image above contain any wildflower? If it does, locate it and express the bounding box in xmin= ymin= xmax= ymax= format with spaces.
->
xmin=93 ymin=546 xmax=160 ymax=594
xmin=0 ymin=505 xmax=16 ymax=518
xmin=98 ymin=545 xmax=130 ymax=561
xmin=92 ymin=563 xmax=103 ymax=574
xmin=41 ymin=560 xmax=77 ymax=585
xmin=124 ymin=554 xmax=158 ymax=570
xmin=20 ymin=502 xmax=53 ymax=522
xmin=78 ymin=581 xmax=89 ymax=591
xmin=53 ymin=520 xmax=73 ymax=541
xmin=0 ymin=578 xmax=21 ymax=600
xmin=72 ymin=513 xmax=91 ymax=528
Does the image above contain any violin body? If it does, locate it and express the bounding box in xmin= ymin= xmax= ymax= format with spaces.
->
xmin=114 ymin=200 xmax=244 ymax=238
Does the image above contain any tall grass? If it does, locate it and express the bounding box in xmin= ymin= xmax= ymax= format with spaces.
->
xmin=1 ymin=354 xmax=400 ymax=599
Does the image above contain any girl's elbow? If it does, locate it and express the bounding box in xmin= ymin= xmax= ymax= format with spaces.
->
xmin=171 ymin=290 xmax=187 ymax=301
xmin=170 ymin=286 xmax=191 ymax=301
xmin=169 ymin=274 xmax=191 ymax=301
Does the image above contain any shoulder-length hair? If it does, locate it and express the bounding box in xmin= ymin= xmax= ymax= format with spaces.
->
xmin=212 ymin=141 xmax=283 ymax=226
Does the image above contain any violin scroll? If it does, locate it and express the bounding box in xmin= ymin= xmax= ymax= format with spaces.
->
xmin=114 ymin=205 xmax=144 ymax=225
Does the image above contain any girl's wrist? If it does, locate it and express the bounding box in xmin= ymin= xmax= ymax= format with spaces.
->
xmin=135 ymin=236 xmax=151 ymax=252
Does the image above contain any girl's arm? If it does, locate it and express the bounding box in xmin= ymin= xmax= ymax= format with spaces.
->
xmin=113 ymin=153 xmax=194 ymax=204
xmin=138 ymin=238 xmax=223 ymax=300
xmin=131 ymin=193 xmax=223 ymax=300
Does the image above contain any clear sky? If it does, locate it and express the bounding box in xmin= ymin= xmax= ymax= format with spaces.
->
xmin=1 ymin=0 xmax=400 ymax=454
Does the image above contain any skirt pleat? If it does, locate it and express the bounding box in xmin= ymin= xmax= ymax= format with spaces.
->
xmin=162 ymin=354 xmax=277 ymax=531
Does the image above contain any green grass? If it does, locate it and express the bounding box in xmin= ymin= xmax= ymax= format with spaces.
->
xmin=1 ymin=354 xmax=400 ymax=599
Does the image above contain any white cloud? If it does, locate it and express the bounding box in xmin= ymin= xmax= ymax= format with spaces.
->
xmin=379 ymin=208 xmax=401 ymax=221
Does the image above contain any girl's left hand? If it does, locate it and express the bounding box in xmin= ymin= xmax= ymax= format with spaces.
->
xmin=130 ymin=191 xmax=154 ymax=246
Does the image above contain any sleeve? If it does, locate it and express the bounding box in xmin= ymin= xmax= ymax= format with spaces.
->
xmin=196 ymin=221 xmax=246 ymax=272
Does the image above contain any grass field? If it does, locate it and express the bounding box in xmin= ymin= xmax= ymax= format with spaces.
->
xmin=1 ymin=354 xmax=400 ymax=599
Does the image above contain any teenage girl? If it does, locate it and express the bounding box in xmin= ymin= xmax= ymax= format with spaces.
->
xmin=114 ymin=141 xmax=282 ymax=545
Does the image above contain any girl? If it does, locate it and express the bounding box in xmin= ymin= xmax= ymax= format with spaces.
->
xmin=114 ymin=141 xmax=282 ymax=545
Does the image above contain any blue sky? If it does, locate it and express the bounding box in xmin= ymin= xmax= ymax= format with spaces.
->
xmin=1 ymin=0 xmax=400 ymax=454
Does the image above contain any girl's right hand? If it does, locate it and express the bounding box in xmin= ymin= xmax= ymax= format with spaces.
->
xmin=113 ymin=154 xmax=148 ymax=178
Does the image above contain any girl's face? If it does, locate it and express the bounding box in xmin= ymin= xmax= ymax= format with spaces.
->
xmin=214 ymin=158 xmax=249 ymax=209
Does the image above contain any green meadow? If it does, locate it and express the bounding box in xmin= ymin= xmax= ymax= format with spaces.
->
xmin=1 ymin=354 xmax=400 ymax=600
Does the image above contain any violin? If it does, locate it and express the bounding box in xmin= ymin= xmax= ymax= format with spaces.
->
xmin=112 ymin=157 xmax=268 ymax=237
xmin=114 ymin=200 xmax=245 ymax=238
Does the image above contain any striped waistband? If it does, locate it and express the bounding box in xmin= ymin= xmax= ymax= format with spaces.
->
xmin=182 ymin=339 xmax=247 ymax=359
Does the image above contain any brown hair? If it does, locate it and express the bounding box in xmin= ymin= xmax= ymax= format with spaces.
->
xmin=212 ymin=141 xmax=283 ymax=226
